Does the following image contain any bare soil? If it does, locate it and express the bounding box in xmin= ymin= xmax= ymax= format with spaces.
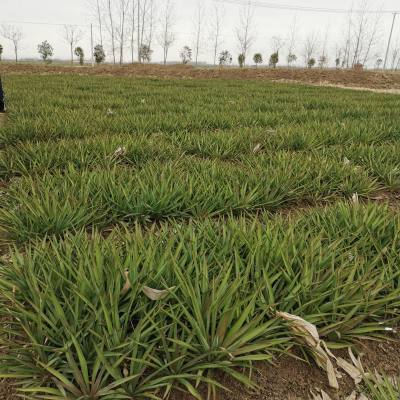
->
xmin=1 ymin=63 xmax=400 ymax=91
xmin=0 ymin=380 xmax=15 ymax=400
xmin=2 ymin=336 xmax=398 ymax=400
xmin=172 ymin=335 xmax=400 ymax=400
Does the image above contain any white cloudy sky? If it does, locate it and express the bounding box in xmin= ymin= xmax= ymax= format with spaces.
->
xmin=1 ymin=0 xmax=400 ymax=66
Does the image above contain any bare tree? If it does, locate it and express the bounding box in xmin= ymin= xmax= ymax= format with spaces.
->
xmin=286 ymin=15 xmax=298 ymax=66
xmin=1 ymin=24 xmax=23 ymax=63
xmin=86 ymin=0 xmax=104 ymax=46
xmin=271 ymin=35 xmax=285 ymax=53
xmin=136 ymin=0 xmax=154 ymax=63
xmin=107 ymin=0 xmax=116 ymax=63
xmin=96 ymin=0 xmax=104 ymax=46
xmin=63 ymin=25 xmax=83 ymax=65
xmin=341 ymin=1 xmax=382 ymax=69
xmin=137 ymin=0 xmax=142 ymax=62
xmin=130 ymin=0 xmax=136 ymax=62
xmin=193 ymin=1 xmax=205 ymax=65
xmin=334 ymin=45 xmax=343 ymax=68
xmin=158 ymin=0 xmax=176 ymax=65
xmin=146 ymin=0 xmax=156 ymax=49
xmin=351 ymin=2 xmax=368 ymax=66
xmin=140 ymin=0 xmax=148 ymax=55
xmin=115 ymin=0 xmax=130 ymax=64
xmin=318 ymin=27 xmax=329 ymax=68
xmin=303 ymin=31 xmax=319 ymax=67
xmin=209 ymin=4 xmax=223 ymax=66
xmin=235 ymin=2 xmax=255 ymax=64
xmin=361 ymin=10 xmax=382 ymax=66
xmin=341 ymin=7 xmax=354 ymax=68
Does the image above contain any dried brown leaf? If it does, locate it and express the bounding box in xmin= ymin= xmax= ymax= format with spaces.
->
xmin=351 ymin=193 xmax=359 ymax=204
xmin=311 ymin=389 xmax=332 ymax=400
xmin=310 ymin=390 xmax=322 ymax=400
xmin=345 ymin=391 xmax=357 ymax=400
xmin=276 ymin=311 xmax=319 ymax=347
xmin=143 ymin=286 xmax=175 ymax=301
xmin=277 ymin=312 xmax=339 ymax=389
xmin=113 ymin=146 xmax=127 ymax=158
xmin=337 ymin=357 xmax=362 ymax=384
xmin=121 ymin=271 xmax=175 ymax=300
xmin=253 ymin=143 xmax=263 ymax=154
xmin=320 ymin=390 xmax=332 ymax=400
xmin=348 ymin=348 xmax=364 ymax=374
xmin=325 ymin=357 xmax=339 ymax=390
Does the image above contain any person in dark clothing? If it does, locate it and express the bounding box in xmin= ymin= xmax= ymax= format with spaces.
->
xmin=0 ymin=77 xmax=5 ymax=113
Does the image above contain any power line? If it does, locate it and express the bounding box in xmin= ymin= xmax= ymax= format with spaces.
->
xmin=0 ymin=19 xmax=193 ymax=37
xmin=213 ymin=0 xmax=400 ymax=15
xmin=0 ymin=20 xmax=92 ymax=28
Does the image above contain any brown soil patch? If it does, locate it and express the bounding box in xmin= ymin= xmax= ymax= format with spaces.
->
xmin=172 ymin=335 xmax=400 ymax=400
xmin=1 ymin=336 xmax=398 ymax=400
xmin=1 ymin=63 xmax=400 ymax=91
xmin=0 ymin=380 xmax=15 ymax=400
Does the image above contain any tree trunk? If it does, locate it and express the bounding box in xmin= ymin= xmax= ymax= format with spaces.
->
xmin=137 ymin=0 xmax=141 ymax=63
xmin=108 ymin=0 xmax=116 ymax=64
xmin=120 ymin=2 xmax=126 ymax=65
xmin=96 ymin=0 xmax=103 ymax=46
xmin=131 ymin=0 xmax=135 ymax=63
xmin=140 ymin=0 xmax=147 ymax=58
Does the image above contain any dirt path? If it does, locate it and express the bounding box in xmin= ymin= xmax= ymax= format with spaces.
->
xmin=1 ymin=63 xmax=400 ymax=91
xmin=311 ymin=82 xmax=400 ymax=95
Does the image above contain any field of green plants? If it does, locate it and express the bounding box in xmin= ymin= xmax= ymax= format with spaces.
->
xmin=0 ymin=75 xmax=400 ymax=399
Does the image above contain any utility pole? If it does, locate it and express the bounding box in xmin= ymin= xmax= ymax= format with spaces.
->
xmin=384 ymin=12 xmax=398 ymax=70
xmin=91 ymin=23 xmax=94 ymax=67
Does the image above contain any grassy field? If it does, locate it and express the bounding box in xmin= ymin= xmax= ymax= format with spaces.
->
xmin=0 ymin=74 xmax=400 ymax=399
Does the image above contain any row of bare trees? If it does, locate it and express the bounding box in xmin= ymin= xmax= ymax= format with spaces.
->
xmin=0 ymin=23 xmax=86 ymax=65
xmin=88 ymin=0 xmax=230 ymax=66
xmin=90 ymin=0 xmax=172 ymax=65
xmin=86 ymin=0 xmax=399 ymax=69
xmin=1 ymin=0 xmax=399 ymax=70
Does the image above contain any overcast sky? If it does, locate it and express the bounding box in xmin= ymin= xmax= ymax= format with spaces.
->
xmin=1 ymin=0 xmax=400 ymax=66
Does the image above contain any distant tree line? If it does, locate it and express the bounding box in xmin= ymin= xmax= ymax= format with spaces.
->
xmin=1 ymin=0 xmax=400 ymax=70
